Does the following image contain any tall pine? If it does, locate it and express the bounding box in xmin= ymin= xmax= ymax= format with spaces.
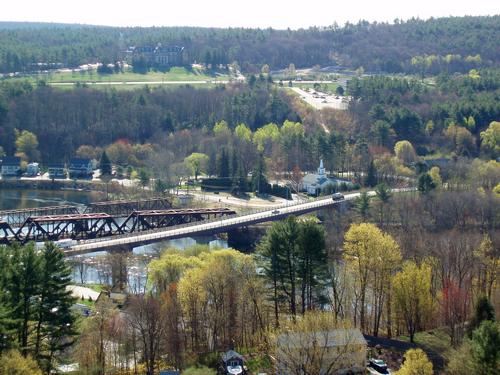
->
xmin=34 ymin=243 xmax=76 ymax=372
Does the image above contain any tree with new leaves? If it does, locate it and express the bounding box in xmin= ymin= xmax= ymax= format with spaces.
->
xmin=440 ymin=278 xmax=470 ymax=346
xmin=185 ymin=152 xmax=208 ymax=180
xmin=0 ymin=350 xmax=42 ymax=375
xmin=394 ymin=140 xmax=417 ymax=165
xmin=343 ymin=223 xmax=401 ymax=333
xmin=428 ymin=166 xmax=442 ymax=188
xmin=396 ymin=348 xmax=433 ymax=375
xmin=480 ymin=121 xmax=500 ymax=159
xmin=392 ymin=261 xmax=434 ymax=342
xmin=474 ymin=235 xmax=498 ymax=300
xmin=15 ymin=129 xmax=40 ymax=161
xmin=234 ymin=123 xmax=252 ymax=142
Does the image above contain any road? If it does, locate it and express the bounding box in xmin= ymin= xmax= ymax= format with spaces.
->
xmin=66 ymin=193 xmax=362 ymax=255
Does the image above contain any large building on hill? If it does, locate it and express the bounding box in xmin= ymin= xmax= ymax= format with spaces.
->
xmin=126 ymin=44 xmax=185 ymax=67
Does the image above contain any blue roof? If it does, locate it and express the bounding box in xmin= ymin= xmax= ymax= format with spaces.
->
xmin=1 ymin=156 xmax=21 ymax=165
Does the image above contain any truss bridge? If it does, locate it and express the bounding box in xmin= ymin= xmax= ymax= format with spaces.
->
xmin=0 ymin=207 xmax=235 ymax=245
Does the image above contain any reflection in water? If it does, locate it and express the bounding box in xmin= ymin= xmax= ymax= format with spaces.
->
xmin=0 ymin=189 xmax=101 ymax=210
xmin=1 ymin=188 xmax=229 ymax=292
xmin=69 ymin=237 xmax=228 ymax=292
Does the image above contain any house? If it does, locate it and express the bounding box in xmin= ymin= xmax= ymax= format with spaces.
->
xmin=48 ymin=163 xmax=66 ymax=179
xmin=221 ymin=350 xmax=246 ymax=375
xmin=155 ymin=45 xmax=185 ymax=66
xmin=26 ymin=162 xmax=40 ymax=177
xmin=300 ymin=160 xmax=352 ymax=195
xmin=1 ymin=156 xmax=21 ymax=177
xmin=68 ymin=158 xmax=93 ymax=179
xmin=276 ymin=328 xmax=367 ymax=375
xmin=126 ymin=44 xmax=185 ymax=67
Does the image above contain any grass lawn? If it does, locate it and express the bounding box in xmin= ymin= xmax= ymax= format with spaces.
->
xmin=7 ymin=66 xmax=229 ymax=84
xmin=399 ymin=327 xmax=453 ymax=359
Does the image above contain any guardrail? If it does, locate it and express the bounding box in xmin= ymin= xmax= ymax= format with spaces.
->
xmin=69 ymin=194 xmax=347 ymax=251
xmin=68 ymin=188 xmax=417 ymax=253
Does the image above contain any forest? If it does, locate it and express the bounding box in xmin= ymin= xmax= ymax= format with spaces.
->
xmin=0 ymin=16 xmax=499 ymax=73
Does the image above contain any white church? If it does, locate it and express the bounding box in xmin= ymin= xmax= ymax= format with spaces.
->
xmin=300 ymin=160 xmax=351 ymax=195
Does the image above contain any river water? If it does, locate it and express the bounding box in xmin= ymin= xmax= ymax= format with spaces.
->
xmin=1 ymin=189 xmax=228 ymax=290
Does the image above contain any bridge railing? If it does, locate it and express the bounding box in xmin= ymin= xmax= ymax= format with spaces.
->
xmin=73 ymin=194 xmax=342 ymax=248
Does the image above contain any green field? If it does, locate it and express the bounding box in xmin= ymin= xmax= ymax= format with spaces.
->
xmin=8 ymin=66 xmax=229 ymax=85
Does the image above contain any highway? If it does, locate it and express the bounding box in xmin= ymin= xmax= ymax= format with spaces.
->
xmin=65 ymin=192 xmax=362 ymax=255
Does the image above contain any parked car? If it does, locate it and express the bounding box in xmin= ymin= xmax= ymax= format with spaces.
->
xmin=272 ymin=209 xmax=280 ymax=214
xmin=332 ymin=193 xmax=344 ymax=201
xmin=367 ymin=358 xmax=390 ymax=374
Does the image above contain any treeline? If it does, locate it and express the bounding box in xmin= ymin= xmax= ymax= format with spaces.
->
xmin=0 ymin=79 xmax=298 ymax=161
xmin=347 ymin=69 xmax=500 ymax=158
xmin=1 ymin=16 xmax=499 ymax=73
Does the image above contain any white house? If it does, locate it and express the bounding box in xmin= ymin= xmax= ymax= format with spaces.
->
xmin=26 ymin=162 xmax=40 ymax=176
xmin=300 ymin=160 xmax=351 ymax=195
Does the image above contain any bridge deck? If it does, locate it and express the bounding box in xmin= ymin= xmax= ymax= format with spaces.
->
xmin=66 ymin=193 xmax=362 ymax=255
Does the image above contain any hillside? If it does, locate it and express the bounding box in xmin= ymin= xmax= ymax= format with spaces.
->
xmin=0 ymin=16 xmax=499 ymax=73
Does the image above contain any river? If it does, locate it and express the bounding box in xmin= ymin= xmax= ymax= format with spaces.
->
xmin=1 ymin=188 xmax=228 ymax=290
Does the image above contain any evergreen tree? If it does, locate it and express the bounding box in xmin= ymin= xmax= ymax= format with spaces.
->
xmin=418 ymin=173 xmax=436 ymax=194
xmin=216 ymin=148 xmax=230 ymax=178
xmin=356 ymin=191 xmax=371 ymax=221
xmin=297 ymin=219 xmax=328 ymax=313
xmin=364 ymin=160 xmax=377 ymax=187
xmin=251 ymin=153 xmax=267 ymax=193
xmin=468 ymin=296 xmax=496 ymax=336
xmin=471 ymin=320 xmax=500 ymax=375
xmin=99 ymin=150 xmax=112 ymax=176
xmin=6 ymin=243 xmax=41 ymax=356
xmin=33 ymin=243 xmax=76 ymax=372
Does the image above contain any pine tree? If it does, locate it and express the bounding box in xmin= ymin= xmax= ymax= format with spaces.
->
xmin=6 ymin=243 xmax=42 ymax=356
xmin=99 ymin=150 xmax=112 ymax=176
xmin=418 ymin=173 xmax=436 ymax=194
xmin=252 ymin=153 xmax=267 ymax=193
xmin=217 ymin=148 xmax=230 ymax=178
xmin=33 ymin=243 xmax=76 ymax=372
xmin=364 ymin=160 xmax=377 ymax=187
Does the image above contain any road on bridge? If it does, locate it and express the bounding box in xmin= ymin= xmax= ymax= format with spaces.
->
xmin=66 ymin=188 xmax=414 ymax=255
xmin=66 ymin=192 xmax=364 ymax=255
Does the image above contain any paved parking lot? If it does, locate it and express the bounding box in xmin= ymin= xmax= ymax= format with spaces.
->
xmin=290 ymin=87 xmax=349 ymax=110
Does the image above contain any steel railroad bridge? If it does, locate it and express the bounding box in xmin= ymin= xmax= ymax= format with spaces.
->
xmin=65 ymin=193 xmax=362 ymax=255
xmin=0 ymin=197 xmax=172 ymax=227
xmin=0 ymin=208 xmax=235 ymax=245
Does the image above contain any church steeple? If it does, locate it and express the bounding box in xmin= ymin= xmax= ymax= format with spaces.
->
xmin=317 ymin=159 xmax=325 ymax=176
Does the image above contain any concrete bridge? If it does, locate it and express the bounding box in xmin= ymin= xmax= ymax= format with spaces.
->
xmin=65 ymin=193 xmax=362 ymax=255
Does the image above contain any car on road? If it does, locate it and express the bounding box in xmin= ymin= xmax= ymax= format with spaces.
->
xmin=272 ymin=209 xmax=280 ymax=214
xmin=332 ymin=193 xmax=344 ymax=201
xmin=367 ymin=358 xmax=390 ymax=374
